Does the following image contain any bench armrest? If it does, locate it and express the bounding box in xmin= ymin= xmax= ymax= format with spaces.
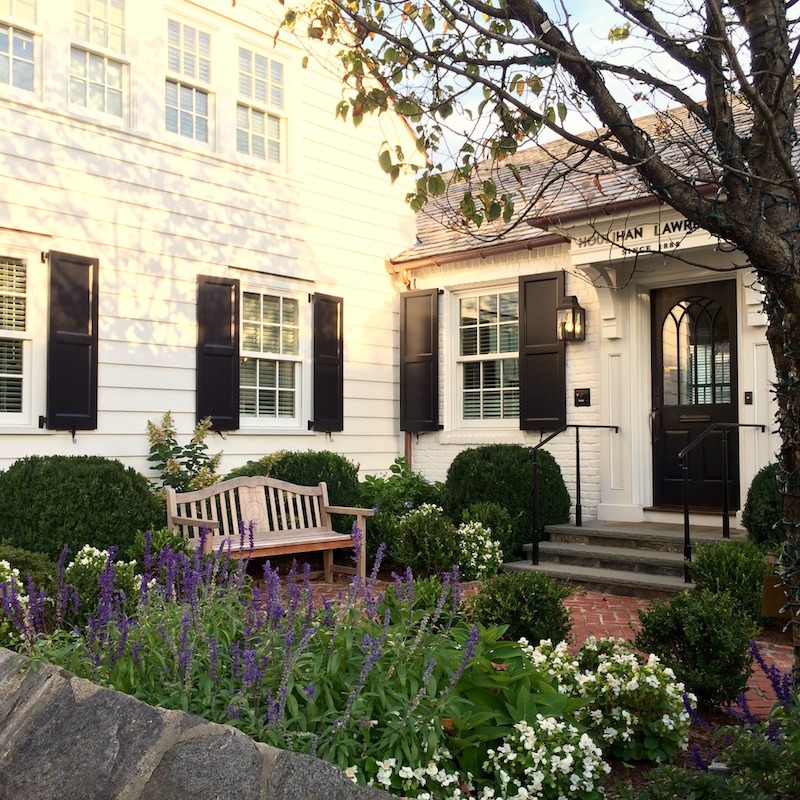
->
xmin=170 ymin=516 xmax=221 ymax=529
xmin=325 ymin=505 xmax=375 ymax=518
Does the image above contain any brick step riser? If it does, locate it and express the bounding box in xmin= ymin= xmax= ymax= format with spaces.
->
xmin=546 ymin=532 xmax=690 ymax=554
xmin=538 ymin=552 xmax=684 ymax=579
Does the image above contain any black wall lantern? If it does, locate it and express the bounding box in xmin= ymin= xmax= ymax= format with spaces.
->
xmin=556 ymin=295 xmax=586 ymax=341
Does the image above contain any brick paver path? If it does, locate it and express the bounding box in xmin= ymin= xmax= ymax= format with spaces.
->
xmin=309 ymin=577 xmax=794 ymax=718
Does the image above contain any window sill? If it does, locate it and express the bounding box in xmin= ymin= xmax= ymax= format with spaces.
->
xmin=439 ymin=429 xmax=527 ymax=446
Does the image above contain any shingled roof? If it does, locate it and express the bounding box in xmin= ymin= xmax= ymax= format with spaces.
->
xmin=390 ymin=104 xmax=719 ymax=267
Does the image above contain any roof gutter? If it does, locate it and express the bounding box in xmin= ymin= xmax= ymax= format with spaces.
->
xmin=386 ymin=232 xmax=570 ymax=283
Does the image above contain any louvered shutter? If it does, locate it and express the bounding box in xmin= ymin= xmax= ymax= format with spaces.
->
xmin=46 ymin=252 xmax=99 ymax=430
xmin=197 ymin=275 xmax=240 ymax=430
xmin=519 ymin=272 xmax=566 ymax=431
xmin=400 ymin=288 xmax=439 ymax=432
xmin=312 ymin=293 xmax=344 ymax=432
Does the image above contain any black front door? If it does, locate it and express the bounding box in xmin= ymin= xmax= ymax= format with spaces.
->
xmin=651 ymin=281 xmax=739 ymax=509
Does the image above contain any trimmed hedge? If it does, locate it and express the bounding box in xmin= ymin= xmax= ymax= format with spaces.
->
xmin=742 ymin=462 xmax=783 ymax=549
xmin=0 ymin=456 xmax=164 ymax=561
xmin=443 ymin=444 xmax=570 ymax=556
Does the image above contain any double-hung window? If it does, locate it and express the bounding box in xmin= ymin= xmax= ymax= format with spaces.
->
xmin=236 ymin=46 xmax=283 ymax=163
xmin=240 ymin=289 xmax=302 ymax=424
xmin=165 ymin=18 xmax=211 ymax=142
xmin=0 ymin=1 xmax=36 ymax=93
xmin=457 ymin=288 xmax=519 ymax=423
xmin=70 ymin=0 xmax=126 ymax=118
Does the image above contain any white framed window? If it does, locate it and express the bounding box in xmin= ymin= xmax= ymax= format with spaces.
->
xmin=70 ymin=0 xmax=126 ymax=118
xmin=0 ymin=22 xmax=34 ymax=91
xmin=73 ymin=0 xmax=123 ymax=51
xmin=456 ymin=287 xmax=520 ymax=425
xmin=165 ymin=18 xmax=211 ymax=142
xmin=0 ymin=256 xmax=31 ymax=423
xmin=70 ymin=48 xmax=123 ymax=116
xmin=240 ymin=287 xmax=307 ymax=427
xmin=236 ymin=46 xmax=283 ymax=163
xmin=0 ymin=0 xmax=35 ymax=23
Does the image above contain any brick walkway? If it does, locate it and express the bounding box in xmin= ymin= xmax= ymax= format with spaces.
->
xmin=308 ymin=577 xmax=794 ymax=718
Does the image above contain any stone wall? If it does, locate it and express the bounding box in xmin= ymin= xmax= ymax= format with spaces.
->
xmin=0 ymin=648 xmax=390 ymax=800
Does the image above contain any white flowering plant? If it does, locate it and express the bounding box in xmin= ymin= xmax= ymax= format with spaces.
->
xmin=355 ymin=749 xmax=467 ymax=799
xmin=64 ymin=545 xmax=139 ymax=619
xmin=457 ymin=521 xmax=503 ymax=581
xmin=0 ymin=558 xmax=26 ymax=646
xmin=394 ymin=504 xmax=461 ymax=577
xmin=481 ymin=716 xmax=610 ymax=800
xmin=522 ymin=637 xmax=694 ymax=762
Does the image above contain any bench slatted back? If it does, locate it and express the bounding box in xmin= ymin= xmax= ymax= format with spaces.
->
xmin=166 ymin=476 xmax=333 ymax=550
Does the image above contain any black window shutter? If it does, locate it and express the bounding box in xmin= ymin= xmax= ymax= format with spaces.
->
xmin=400 ymin=288 xmax=439 ymax=432
xmin=312 ymin=293 xmax=344 ymax=432
xmin=197 ymin=275 xmax=240 ymax=430
xmin=46 ymin=251 xmax=99 ymax=430
xmin=519 ymin=272 xmax=566 ymax=431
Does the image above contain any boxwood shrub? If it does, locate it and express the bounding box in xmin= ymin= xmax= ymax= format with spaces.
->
xmin=0 ymin=456 xmax=164 ymax=561
xmin=443 ymin=444 xmax=570 ymax=556
xmin=742 ymin=462 xmax=783 ymax=549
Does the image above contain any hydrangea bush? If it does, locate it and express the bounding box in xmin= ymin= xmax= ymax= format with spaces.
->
xmin=457 ymin=521 xmax=503 ymax=581
xmin=522 ymin=637 xmax=693 ymax=762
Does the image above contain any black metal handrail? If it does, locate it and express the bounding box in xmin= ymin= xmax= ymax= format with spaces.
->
xmin=530 ymin=424 xmax=620 ymax=565
xmin=677 ymin=422 xmax=767 ymax=582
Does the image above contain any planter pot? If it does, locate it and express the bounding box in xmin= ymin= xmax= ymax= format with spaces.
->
xmin=761 ymin=574 xmax=791 ymax=619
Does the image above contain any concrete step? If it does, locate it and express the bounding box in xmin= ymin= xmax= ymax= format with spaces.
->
xmin=504 ymin=559 xmax=693 ymax=599
xmin=534 ymin=540 xmax=685 ymax=579
xmin=543 ymin=521 xmax=745 ymax=554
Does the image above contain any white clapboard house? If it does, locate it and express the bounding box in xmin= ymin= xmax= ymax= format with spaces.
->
xmin=0 ymin=0 xmax=418 ymax=476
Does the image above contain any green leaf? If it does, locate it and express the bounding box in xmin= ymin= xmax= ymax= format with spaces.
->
xmin=378 ymin=149 xmax=393 ymax=174
xmin=428 ymin=174 xmax=446 ymax=196
xmin=557 ymin=101 xmax=567 ymax=122
xmin=609 ymin=23 xmax=631 ymax=41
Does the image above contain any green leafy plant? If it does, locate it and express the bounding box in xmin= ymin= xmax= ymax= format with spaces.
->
xmin=461 ymin=501 xmax=516 ymax=563
xmin=146 ymin=411 xmax=221 ymax=492
xmin=690 ymin=540 xmax=772 ymax=623
xmin=63 ymin=544 xmax=139 ymax=619
xmin=443 ymin=445 xmax=570 ymax=556
xmin=0 ymin=544 xmax=56 ymax=593
xmin=359 ymin=457 xmax=443 ymax=564
xmin=392 ymin=504 xmax=459 ymax=577
xmin=466 ymin=571 xmax=572 ymax=645
xmin=634 ymin=589 xmax=756 ymax=709
xmin=0 ymin=455 xmax=164 ymax=560
xmin=742 ymin=463 xmax=784 ymax=549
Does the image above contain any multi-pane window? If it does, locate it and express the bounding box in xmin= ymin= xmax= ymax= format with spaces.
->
xmin=166 ymin=19 xmax=211 ymax=142
xmin=70 ymin=48 xmax=122 ymax=116
xmin=0 ymin=23 xmax=33 ymax=91
xmin=165 ymin=80 xmax=208 ymax=141
xmin=0 ymin=1 xmax=35 ymax=23
xmin=0 ymin=257 xmax=26 ymax=414
xmin=458 ymin=289 xmax=519 ymax=421
xmin=236 ymin=46 xmax=283 ymax=162
xmin=240 ymin=291 xmax=300 ymax=420
xmin=70 ymin=0 xmax=125 ymax=117
xmin=73 ymin=0 xmax=124 ymax=50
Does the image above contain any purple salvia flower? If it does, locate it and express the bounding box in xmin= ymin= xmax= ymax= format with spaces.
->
xmin=302 ymin=563 xmax=314 ymax=624
xmin=55 ymin=545 xmax=70 ymax=627
xmin=450 ymin=564 xmax=462 ymax=612
xmin=448 ymin=625 xmax=480 ymax=688
xmin=131 ymin=641 xmax=142 ymax=665
xmin=321 ymin=598 xmax=334 ymax=628
xmin=350 ymin=523 xmax=364 ymax=567
xmin=682 ymin=693 xmax=713 ymax=730
xmin=430 ymin=572 xmax=452 ymax=628
xmin=749 ymin=639 xmax=795 ymax=707
xmin=302 ymin=682 xmax=315 ymax=700
xmin=403 ymin=658 xmax=438 ymax=721
xmin=225 ymin=702 xmax=242 ymax=720
xmin=230 ymin=640 xmax=242 ymax=679
xmin=242 ymin=648 xmax=261 ymax=688
xmin=25 ymin=576 xmax=47 ymax=635
xmin=688 ymin=745 xmax=708 ymax=771
xmin=96 ymin=551 xmax=118 ymax=628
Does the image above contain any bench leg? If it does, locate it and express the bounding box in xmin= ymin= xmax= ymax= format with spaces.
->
xmin=323 ymin=550 xmax=333 ymax=583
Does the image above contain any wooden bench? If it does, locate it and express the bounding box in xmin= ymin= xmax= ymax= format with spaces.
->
xmin=165 ymin=476 xmax=372 ymax=581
